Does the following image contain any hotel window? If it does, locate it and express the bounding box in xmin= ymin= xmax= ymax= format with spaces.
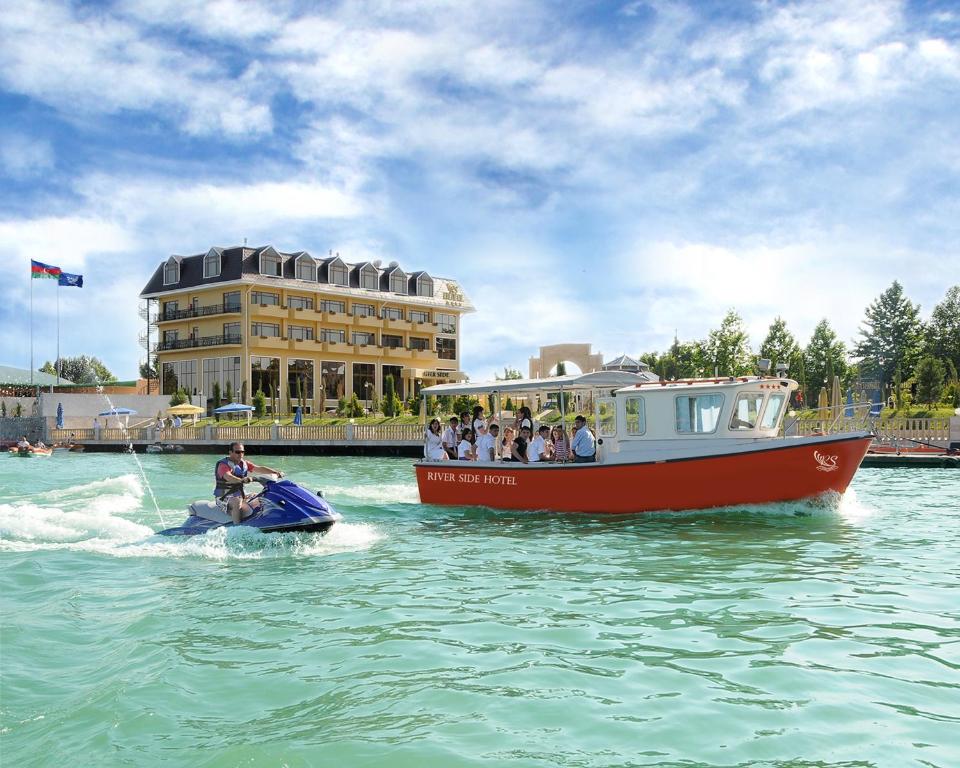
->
xmin=389 ymin=270 xmax=407 ymax=294
xmin=383 ymin=364 xmax=404 ymax=401
xmin=289 ymin=325 xmax=314 ymax=341
xmin=353 ymin=332 xmax=375 ymax=346
xmin=409 ymin=337 xmax=429 ymax=351
xmin=321 ymin=329 xmax=345 ymax=343
xmin=675 ymin=394 xmax=724 ymax=434
xmin=360 ymin=266 xmax=378 ymax=290
xmin=288 ymin=295 xmax=313 ymax=310
xmin=381 ymin=307 xmax=403 ymax=320
xmin=260 ymin=251 xmax=282 ymax=277
xmin=352 ymin=303 xmax=375 ymax=317
xmin=178 ymin=359 xmax=197 ymax=394
xmin=329 ymin=261 xmax=348 ymax=286
xmin=322 ymin=361 xmax=345 ymax=400
xmin=203 ymin=251 xmax=220 ymax=278
xmin=320 ymin=300 xmax=345 ymax=314
xmin=295 ymin=257 xmax=316 ymax=281
xmin=436 ymin=337 xmax=456 ymax=360
xmin=252 ymin=322 xmax=280 ymax=337
xmin=251 ymin=356 xmax=280 ymax=399
xmin=288 ymin=359 xmax=314 ymax=401
xmin=435 ymin=313 xmax=456 ymax=334
xmin=729 ymin=393 xmax=765 ymax=431
xmin=222 ymin=356 xmax=241 ymax=397
xmin=416 ymin=275 xmax=434 ymax=297
xmin=202 ymin=358 xmax=220 ymax=398
xmin=251 ymin=291 xmax=279 ymax=306
xmin=353 ymin=363 xmax=375 ymax=400
xmin=409 ymin=310 xmax=429 ymax=324
xmin=162 ymin=362 xmax=178 ymax=395
xmin=163 ymin=330 xmax=179 ymax=344
xmin=223 ymin=322 xmax=240 ymax=340
xmin=625 ymin=397 xmax=646 ymax=435
xmin=163 ymin=260 xmax=179 ymax=285
xmin=163 ymin=301 xmax=179 ymax=320
xmin=381 ymin=334 xmax=403 ymax=349
xmin=223 ymin=291 xmax=241 ymax=311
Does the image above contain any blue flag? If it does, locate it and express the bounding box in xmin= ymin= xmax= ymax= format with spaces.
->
xmin=58 ymin=272 xmax=83 ymax=287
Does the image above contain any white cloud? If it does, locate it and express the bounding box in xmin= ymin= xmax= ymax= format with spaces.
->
xmin=0 ymin=134 xmax=54 ymax=179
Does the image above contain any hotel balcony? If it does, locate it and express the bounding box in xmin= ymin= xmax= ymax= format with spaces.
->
xmin=409 ymin=346 xmax=436 ymax=361
xmin=321 ymin=340 xmax=351 ymax=354
xmin=251 ymin=303 xmax=287 ymax=319
xmin=255 ymin=335 xmax=288 ymax=350
xmin=157 ymin=334 xmax=242 ymax=351
xmin=383 ymin=345 xmax=414 ymax=359
xmin=289 ymin=337 xmax=318 ymax=352
xmin=158 ymin=303 xmax=241 ymax=323
xmin=383 ymin=317 xmax=412 ymax=332
xmin=351 ymin=313 xmax=380 ymax=328
xmin=319 ymin=311 xmax=350 ymax=326
xmin=353 ymin=344 xmax=379 ymax=357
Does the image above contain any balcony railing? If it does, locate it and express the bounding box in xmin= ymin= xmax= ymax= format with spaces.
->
xmin=162 ymin=303 xmax=242 ymax=321
xmin=158 ymin=334 xmax=242 ymax=351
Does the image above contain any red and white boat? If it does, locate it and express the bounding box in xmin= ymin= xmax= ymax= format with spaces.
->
xmin=416 ymin=371 xmax=872 ymax=513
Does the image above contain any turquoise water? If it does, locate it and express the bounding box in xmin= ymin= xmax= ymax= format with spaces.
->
xmin=1 ymin=454 xmax=958 ymax=767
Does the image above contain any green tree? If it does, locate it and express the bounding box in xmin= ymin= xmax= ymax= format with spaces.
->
xmin=925 ymin=285 xmax=960 ymax=373
xmin=915 ymin=356 xmax=945 ymax=406
xmin=555 ymin=361 xmax=567 ymax=376
xmin=211 ymin=381 xmax=222 ymax=411
xmin=224 ymin=380 xmax=234 ymax=405
xmin=169 ymin=388 xmax=188 ymax=407
xmin=853 ymin=281 xmax=924 ymax=387
xmin=139 ymin=360 xmax=157 ymax=380
xmin=40 ymin=355 xmax=116 ymax=384
xmin=0 ymin=400 xmax=6 ymax=417
xmin=14 ymin=401 xmax=23 ymax=417
xmin=804 ymin=319 xmax=849 ymax=394
xmin=382 ymin=375 xmax=402 ymax=417
xmin=496 ymin=366 xmax=523 ymax=380
xmin=759 ymin=317 xmax=802 ymax=376
xmin=253 ymin=389 xmax=266 ymax=417
xmin=703 ymin=309 xmax=752 ymax=376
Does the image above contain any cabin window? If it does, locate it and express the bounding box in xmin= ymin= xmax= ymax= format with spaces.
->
xmin=760 ymin=394 xmax=786 ymax=430
xmin=729 ymin=392 xmax=765 ymax=430
xmin=598 ymin=398 xmax=617 ymax=436
xmin=625 ymin=396 xmax=646 ymax=435
xmin=675 ymin=394 xmax=724 ymax=433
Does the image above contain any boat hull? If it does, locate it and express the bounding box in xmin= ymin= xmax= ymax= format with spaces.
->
xmin=415 ymin=435 xmax=873 ymax=513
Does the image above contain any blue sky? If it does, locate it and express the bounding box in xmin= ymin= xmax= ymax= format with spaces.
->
xmin=1 ymin=0 xmax=957 ymax=381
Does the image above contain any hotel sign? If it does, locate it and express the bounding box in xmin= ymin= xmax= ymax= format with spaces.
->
xmin=442 ymin=284 xmax=465 ymax=307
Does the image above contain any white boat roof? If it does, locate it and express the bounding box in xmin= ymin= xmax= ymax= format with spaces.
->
xmin=420 ymin=370 xmax=658 ymax=396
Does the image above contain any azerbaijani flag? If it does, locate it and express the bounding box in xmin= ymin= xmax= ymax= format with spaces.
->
xmin=31 ymin=260 xmax=61 ymax=279
xmin=58 ymin=272 xmax=83 ymax=288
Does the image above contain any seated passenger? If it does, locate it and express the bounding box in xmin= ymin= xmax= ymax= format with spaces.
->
xmin=512 ymin=427 xmax=531 ymax=464
xmin=551 ymin=426 xmax=570 ymax=463
xmin=458 ymin=411 xmax=471 ymax=439
xmin=571 ymin=415 xmax=596 ymax=463
xmin=476 ymin=422 xmax=498 ymax=461
xmin=424 ymin=418 xmax=448 ymax=461
xmin=500 ymin=427 xmax=516 ymax=462
xmin=442 ymin=417 xmax=459 ymax=460
xmin=457 ymin=428 xmax=477 ymax=461
xmin=528 ymin=425 xmax=551 ymax=463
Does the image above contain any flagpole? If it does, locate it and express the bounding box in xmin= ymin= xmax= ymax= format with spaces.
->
xmin=56 ymin=283 xmax=61 ymax=385
xmin=30 ymin=266 xmax=34 ymax=385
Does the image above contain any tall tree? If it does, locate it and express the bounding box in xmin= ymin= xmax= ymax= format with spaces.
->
xmin=914 ymin=356 xmax=945 ymax=406
xmin=555 ymin=361 xmax=567 ymax=376
xmin=41 ymin=355 xmax=116 ymax=384
xmin=804 ymin=319 xmax=849 ymax=393
xmin=759 ymin=317 xmax=802 ymax=376
xmin=925 ymin=285 xmax=960 ymax=373
xmin=853 ymin=281 xmax=924 ymax=387
xmin=496 ymin=366 xmax=523 ymax=380
xmin=702 ymin=309 xmax=752 ymax=376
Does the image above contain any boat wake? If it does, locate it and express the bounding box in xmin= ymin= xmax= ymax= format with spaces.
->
xmin=0 ymin=474 xmax=383 ymax=560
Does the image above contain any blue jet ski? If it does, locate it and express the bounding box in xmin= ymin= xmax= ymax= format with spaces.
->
xmin=158 ymin=475 xmax=341 ymax=536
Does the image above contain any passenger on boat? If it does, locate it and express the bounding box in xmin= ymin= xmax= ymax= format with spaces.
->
xmin=515 ymin=406 xmax=533 ymax=435
xmin=215 ymin=442 xmax=286 ymax=524
xmin=528 ymin=425 xmax=551 ymax=463
xmin=500 ymin=426 xmax=515 ymax=461
xmin=476 ymin=423 xmax=498 ymax=461
xmin=511 ymin=427 xmax=531 ymax=463
xmin=571 ymin=416 xmax=596 ymax=463
xmin=424 ymin=419 xmax=448 ymax=461
xmin=442 ymin=417 xmax=459 ymax=460
xmin=472 ymin=405 xmax=487 ymax=436
xmin=458 ymin=412 xmax=471 ymax=439
xmin=551 ymin=426 xmax=570 ymax=463
xmin=458 ymin=428 xmax=477 ymax=460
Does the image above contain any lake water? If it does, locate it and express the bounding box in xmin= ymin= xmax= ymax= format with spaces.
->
xmin=1 ymin=453 xmax=958 ymax=767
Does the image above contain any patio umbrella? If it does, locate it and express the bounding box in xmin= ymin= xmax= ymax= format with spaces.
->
xmin=99 ymin=407 xmax=137 ymax=429
xmin=56 ymin=402 xmax=64 ymax=430
xmin=214 ymin=402 xmax=255 ymax=425
xmin=817 ymin=387 xmax=829 ymax=430
xmin=293 ymin=406 xmax=302 ymax=426
xmin=845 ymin=388 xmax=854 ymax=418
xmin=831 ymin=376 xmax=842 ymax=424
xmin=167 ymin=403 xmax=204 ymax=425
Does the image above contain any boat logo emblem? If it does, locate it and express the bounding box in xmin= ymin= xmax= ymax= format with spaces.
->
xmin=814 ymin=450 xmax=839 ymax=472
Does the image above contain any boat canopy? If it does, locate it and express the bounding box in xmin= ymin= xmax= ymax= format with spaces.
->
xmin=420 ymin=370 xmax=658 ymax=397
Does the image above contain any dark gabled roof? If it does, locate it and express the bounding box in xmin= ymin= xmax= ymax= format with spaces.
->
xmin=349 ymin=261 xmax=379 ymax=289
xmin=141 ymin=246 xmax=255 ymax=295
xmin=407 ymin=270 xmax=432 ymax=293
xmin=380 ymin=264 xmax=407 ymax=293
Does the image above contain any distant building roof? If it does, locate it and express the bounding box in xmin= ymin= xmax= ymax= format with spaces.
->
xmin=0 ymin=364 xmax=74 ymax=386
xmin=602 ymin=355 xmax=648 ymax=372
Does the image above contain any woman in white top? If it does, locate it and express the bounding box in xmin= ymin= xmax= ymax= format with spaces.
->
xmin=457 ymin=427 xmax=477 ymax=460
xmin=424 ymin=418 xmax=447 ymax=461
xmin=472 ymin=405 xmax=487 ymax=436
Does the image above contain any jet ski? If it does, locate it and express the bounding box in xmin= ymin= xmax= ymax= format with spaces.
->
xmin=158 ymin=475 xmax=341 ymax=536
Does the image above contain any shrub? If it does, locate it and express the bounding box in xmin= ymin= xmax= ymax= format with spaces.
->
xmin=169 ymin=388 xmax=188 ymax=407
xmin=253 ymin=389 xmax=266 ymax=417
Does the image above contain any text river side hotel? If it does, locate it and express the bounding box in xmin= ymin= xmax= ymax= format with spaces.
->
xmin=139 ymin=245 xmax=474 ymax=411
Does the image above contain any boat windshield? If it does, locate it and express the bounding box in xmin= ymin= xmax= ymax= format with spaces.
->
xmin=760 ymin=393 xmax=786 ymax=429
xmin=730 ymin=393 xmax=764 ymax=430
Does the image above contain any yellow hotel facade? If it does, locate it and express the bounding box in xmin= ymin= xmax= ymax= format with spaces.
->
xmin=139 ymin=245 xmax=474 ymax=412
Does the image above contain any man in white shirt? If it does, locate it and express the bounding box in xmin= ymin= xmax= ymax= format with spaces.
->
xmin=442 ymin=417 xmax=459 ymax=460
xmin=476 ymin=423 xmax=499 ymax=461
xmin=528 ymin=426 xmax=549 ymax=463
xmin=571 ymin=415 xmax=596 ymax=462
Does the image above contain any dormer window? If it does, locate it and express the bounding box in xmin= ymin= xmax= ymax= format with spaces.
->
xmin=389 ymin=269 xmax=407 ymax=294
xmin=360 ymin=265 xmax=378 ymax=290
xmin=416 ymin=274 xmax=433 ymax=297
xmin=163 ymin=258 xmax=180 ymax=285
xmin=329 ymin=260 xmax=348 ymax=286
xmin=260 ymin=249 xmax=282 ymax=277
xmin=295 ymin=254 xmax=316 ymax=281
xmin=203 ymin=249 xmax=221 ymax=279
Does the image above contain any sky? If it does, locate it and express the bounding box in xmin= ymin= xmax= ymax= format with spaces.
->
xmin=0 ymin=0 xmax=958 ymax=382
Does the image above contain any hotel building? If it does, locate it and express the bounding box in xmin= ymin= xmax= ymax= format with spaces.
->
xmin=139 ymin=245 xmax=473 ymax=412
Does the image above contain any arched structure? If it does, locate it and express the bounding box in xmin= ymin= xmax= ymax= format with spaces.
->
xmin=529 ymin=344 xmax=604 ymax=379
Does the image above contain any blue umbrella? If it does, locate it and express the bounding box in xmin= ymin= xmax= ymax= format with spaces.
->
xmin=99 ymin=407 xmax=137 ymax=416
xmin=56 ymin=402 xmax=64 ymax=429
xmin=213 ymin=403 xmax=254 ymax=413
xmin=844 ymin=388 xmax=854 ymax=418
xmin=293 ymin=406 xmax=302 ymax=426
